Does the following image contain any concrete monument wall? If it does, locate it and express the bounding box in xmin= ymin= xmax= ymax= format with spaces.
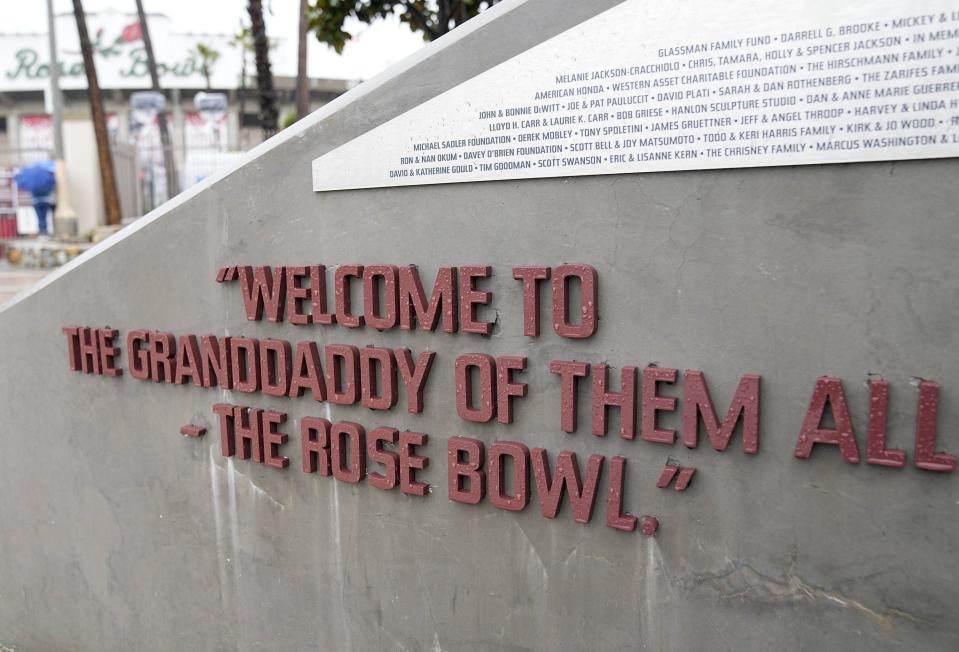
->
xmin=0 ymin=1 xmax=957 ymax=650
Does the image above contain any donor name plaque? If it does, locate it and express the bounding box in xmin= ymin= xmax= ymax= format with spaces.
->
xmin=313 ymin=0 xmax=959 ymax=191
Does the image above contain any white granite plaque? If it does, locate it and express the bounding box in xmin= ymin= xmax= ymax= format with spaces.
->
xmin=313 ymin=0 xmax=959 ymax=191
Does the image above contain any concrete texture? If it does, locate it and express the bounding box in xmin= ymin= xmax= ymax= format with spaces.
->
xmin=1 ymin=0 xmax=958 ymax=650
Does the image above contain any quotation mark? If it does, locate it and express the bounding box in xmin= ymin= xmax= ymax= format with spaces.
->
xmin=216 ymin=266 xmax=239 ymax=283
xmin=656 ymin=461 xmax=696 ymax=491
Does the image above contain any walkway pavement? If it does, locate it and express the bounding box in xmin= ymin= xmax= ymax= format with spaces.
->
xmin=0 ymin=262 xmax=53 ymax=305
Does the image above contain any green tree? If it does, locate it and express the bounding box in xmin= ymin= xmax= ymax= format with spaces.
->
xmin=194 ymin=42 xmax=221 ymax=89
xmin=308 ymin=0 xmax=502 ymax=53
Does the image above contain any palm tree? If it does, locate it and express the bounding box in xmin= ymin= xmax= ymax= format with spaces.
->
xmin=295 ymin=0 xmax=310 ymax=120
xmin=247 ymin=0 xmax=278 ymax=139
xmin=194 ymin=43 xmax=221 ymax=90
xmin=71 ymin=0 xmax=121 ymax=225
xmin=230 ymin=23 xmax=254 ymax=137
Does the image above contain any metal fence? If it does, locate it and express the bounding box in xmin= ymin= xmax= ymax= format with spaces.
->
xmin=111 ymin=142 xmax=141 ymax=219
xmin=126 ymin=145 xmax=246 ymax=214
xmin=0 ymin=142 xmax=243 ymax=225
xmin=0 ymin=146 xmax=139 ymax=227
xmin=0 ymin=149 xmax=50 ymax=245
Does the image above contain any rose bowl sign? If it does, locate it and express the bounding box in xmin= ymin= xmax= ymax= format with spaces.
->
xmin=0 ymin=9 xmax=246 ymax=91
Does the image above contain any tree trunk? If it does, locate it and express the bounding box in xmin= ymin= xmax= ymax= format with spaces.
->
xmin=437 ymin=0 xmax=451 ymax=37
xmin=238 ymin=56 xmax=247 ymax=146
xmin=295 ymin=0 xmax=310 ymax=120
xmin=248 ymin=0 xmax=277 ymax=139
xmin=72 ymin=0 xmax=121 ymax=225
xmin=134 ymin=0 xmax=179 ymax=198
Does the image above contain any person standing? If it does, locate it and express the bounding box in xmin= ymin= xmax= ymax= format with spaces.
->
xmin=31 ymin=186 xmax=57 ymax=236
xmin=14 ymin=160 xmax=57 ymax=237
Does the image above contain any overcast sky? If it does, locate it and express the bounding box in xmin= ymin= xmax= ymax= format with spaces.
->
xmin=7 ymin=0 xmax=427 ymax=81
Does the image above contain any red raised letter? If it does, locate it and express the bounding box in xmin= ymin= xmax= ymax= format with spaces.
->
xmin=127 ymin=330 xmax=150 ymax=380
xmin=289 ymin=341 xmax=326 ymax=401
xmin=399 ymin=431 xmax=429 ymax=496
xmin=360 ymin=347 xmax=397 ymax=410
xmin=448 ymin=436 xmax=485 ymax=504
xmin=914 ymin=381 xmax=956 ymax=473
xmin=325 ymin=344 xmax=359 ymax=405
xmin=262 ymin=410 xmax=290 ymax=469
xmin=363 ymin=265 xmax=398 ymax=330
xmin=367 ymin=427 xmax=399 ymax=491
xmin=300 ymin=416 xmax=331 ymax=474
xmin=455 ymin=353 xmax=496 ymax=422
xmin=395 ymin=349 xmax=435 ymax=413
xmin=489 ymin=441 xmax=529 ymax=512
xmin=230 ymin=337 xmax=260 ymax=393
xmin=512 ymin=266 xmax=550 ymax=336
xmin=641 ymin=367 xmax=678 ymax=444
xmin=398 ymin=266 xmax=457 ymax=333
xmin=285 ymin=266 xmax=312 ymax=325
xmin=331 ymin=421 xmax=366 ymax=483
xmin=531 ymin=449 xmax=604 ymax=523
xmin=865 ymin=379 xmax=905 ymax=468
xmin=458 ymin=265 xmax=493 ymax=335
xmin=551 ymin=264 xmax=597 ymax=339
xmin=794 ymin=377 xmax=860 ymax=464
xmin=213 ymin=403 xmax=235 ymax=457
xmin=549 ymin=360 xmax=589 ymax=433
xmin=495 ymin=356 xmax=528 ymax=424
xmin=234 ymin=406 xmax=264 ymax=462
xmin=238 ymin=265 xmax=286 ymax=322
xmin=334 ymin=264 xmax=364 ymax=328
xmin=97 ymin=328 xmax=122 ymax=377
xmin=682 ymin=371 xmax=761 ymax=454
xmin=592 ymin=364 xmax=637 ymax=439
xmin=62 ymin=326 xmax=81 ymax=371
xmin=606 ymin=456 xmax=637 ymax=532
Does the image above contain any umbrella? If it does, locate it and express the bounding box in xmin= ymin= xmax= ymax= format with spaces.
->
xmin=14 ymin=160 xmax=56 ymax=196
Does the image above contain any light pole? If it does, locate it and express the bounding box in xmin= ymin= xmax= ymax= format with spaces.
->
xmin=47 ymin=0 xmax=78 ymax=236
